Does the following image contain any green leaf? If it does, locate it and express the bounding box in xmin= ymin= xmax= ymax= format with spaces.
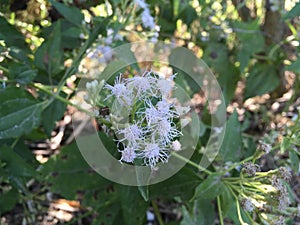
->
xmin=42 ymin=97 xmax=67 ymax=137
xmin=220 ymin=185 xmax=234 ymax=216
xmin=217 ymin=63 xmax=239 ymax=104
xmin=34 ymin=21 xmax=63 ymax=76
xmin=9 ymin=47 xmax=30 ymax=64
xmin=283 ymin=3 xmax=300 ymax=20
xmin=289 ymin=150 xmax=299 ymax=174
xmin=117 ymin=186 xmax=148 ymax=225
xmin=0 ymin=87 xmax=45 ymax=139
xmin=0 ymin=146 xmax=37 ymax=178
xmin=192 ymin=174 xmax=224 ymax=200
xmin=245 ymin=63 xmax=279 ymax=99
xmin=219 ymin=110 xmax=242 ymax=162
xmin=280 ymin=137 xmax=291 ymax=154
xmin=181 ymin=199 xmax=216 ymax=225
xmin=8 ymin=63 xmax=37 ymax=84
xmin=232 ymin=20 xmax=265 ymax=72
xmin=49 ymin=0 xmax=84 ymax=26
xmin=40 ymin=141 xmax=108 ymax=199
xmin=0 ymin=16 xmax=28 ymax=51
xmin=0 ymin=187 xmax=19 ymax=214
xmin=87 ymin=187 xmax=121 ymax=225
xmin=150 ymin=167 xmax=201 ymax=201
xmin=203 ymin=43 xmax=229 ymax=75
xmin=221 ymin=186 xmax=252 ymax=224
xmin=179 ymin=5 xmax=198 ymax=26
xmin=286 ymin=59 xmax=300 ymax=74
xmin=41 ymin=20 xmax=83 ymax=49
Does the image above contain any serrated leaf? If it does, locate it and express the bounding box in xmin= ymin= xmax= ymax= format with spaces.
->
xmin=245 ymin=63 xmax=279 ymax=99
xmin=0 ymin=87 xmax=45 ymax=139
xmin=192 ymin=174 xmax=224 ymax=200
xmin=219 ymin=110 xmax=242 ymax=162
xmin=49 ymin=0 xmax=84 ymax=27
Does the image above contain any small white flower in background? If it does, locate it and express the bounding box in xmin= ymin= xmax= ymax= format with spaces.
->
xmin=97 ymin=70 xmax=190 ymax=169
xmin=258 ymin=140 xmax=271 ymax=154
xmin=243 ymin=162 xmax=260 ymax=176
xmin=87 ymin=45 xmax=113 ymax=63
xmin=141 ymin=9 xmax=156 ymax=30
xmin=274 ymin=216 xmax=285 ymax=225
xmin=240 ymin=198 xmax=255 ymax=212
xmin=278 ymin=167 xmax=292 ymax=182
xmin=105 ymin=28 xmax=124 ymax=45
xmin=85 ymin=80 xmax=105 ymax=105
xmin=134 ymin=0 xmax=148 ymax=9
xmin=86 ymin=80 xmax=99 ymax=91
xmin=134 ymin=0 xmax=157 ymax=30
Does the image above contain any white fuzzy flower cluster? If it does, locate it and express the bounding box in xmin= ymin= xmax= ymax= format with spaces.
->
xmin=105 ymin=70 xmax=189 ymax=169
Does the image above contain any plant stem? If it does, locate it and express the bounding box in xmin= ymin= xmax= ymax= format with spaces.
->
xmin=151 ymin=200 xmax=164 ymax=225
xmin=217 ymin=196 xmax=224 ymax=225
xmin=0 ymin=65 xmax=9 ymax=73
xmin=33 ymin=83 xmax=112 ymax=127
xmin=236 ymin=199 xmax=248 ymax=225
xmin=171 ymin=152 xmax=212 ymax=175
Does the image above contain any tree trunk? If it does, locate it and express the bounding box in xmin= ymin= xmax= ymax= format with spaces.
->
xmin=231 ymin=0 xmax=252 ymax=22
xmin=263 ymin=0 xmax=287 ymax=98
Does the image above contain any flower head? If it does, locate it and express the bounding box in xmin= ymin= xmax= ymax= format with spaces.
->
xmin=240 ymin=198 xmax=255 ymax=212
xmin=117 ymin=123 xmax=144 ymax=144
xmin=243 ymin=162 xmax=260 ymax=176
xmin=120 ymin=146 xmax=136 ymax=163
xmin=139 ymin=142 xmax=169 ymax=169
xmin=105 ymin=75 xmax=133 ymax=107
